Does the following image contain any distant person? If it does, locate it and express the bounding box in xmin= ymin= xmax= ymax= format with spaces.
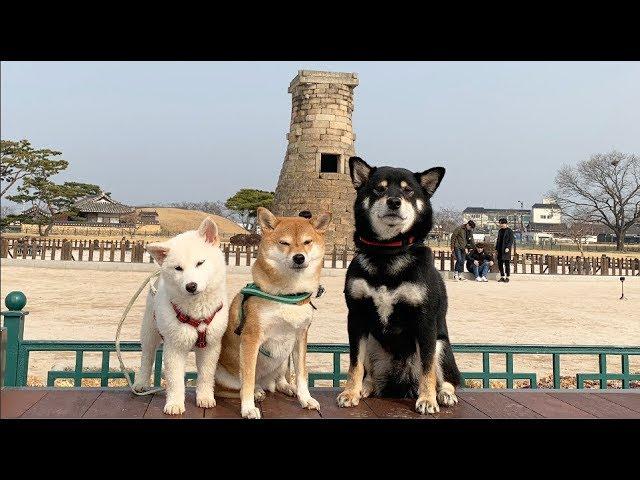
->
xmin=466 ymin=243 xmax=493 ymax=282
xmin=496 ymin=218 xmax=515 ymax=282
xmin=450 ymin=220 xmax=476 ymax=281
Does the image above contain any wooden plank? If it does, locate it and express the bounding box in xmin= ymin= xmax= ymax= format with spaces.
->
xmin=21 ymin=390 xmax=101 ymax=418
xmin=0 ymin=390 xmax=48 ymax=418
xmin=82 ymin=390 xmax=152 ymax=418
xmin=311 ymin=388 xmax=378 ymax=419
xmin=364 ymin=395 xmax=486 ymax=419
xmin=203 ymin=397 xmax=244 ymax=419
xmin=501 ymin=391 xmax=595 ymax=418
xmin=363 ymin=397 xmax=433 ymax=419
xmin=259 ymin=391 xmax=320 ymax=419
xmin=460 ymin=391 xmax=542 ymax=419
xmin=547 ymin=392 xmax=639 ymax=419
xmin=594 ymin=392 xmax=640 ymax=414
xmin=143 ymin=390 xmax=205 ymax=418
xmin=429 ymin=396 xmax=489 ymax=419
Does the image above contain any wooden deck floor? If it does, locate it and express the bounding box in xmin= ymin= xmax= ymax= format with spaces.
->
xmin=2 ymin=388 xmax=639 ymax=419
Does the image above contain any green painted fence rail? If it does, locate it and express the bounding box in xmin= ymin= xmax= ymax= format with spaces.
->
xmin=2 ymin=291 xmax=639 ymax=389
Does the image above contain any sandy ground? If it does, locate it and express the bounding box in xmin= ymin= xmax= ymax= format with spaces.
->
xmin=1 ymin=265 xmax=638 ymax=387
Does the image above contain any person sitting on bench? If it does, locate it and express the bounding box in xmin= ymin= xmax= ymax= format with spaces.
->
xmin=466 ymin=242 xmax=493 ymax=282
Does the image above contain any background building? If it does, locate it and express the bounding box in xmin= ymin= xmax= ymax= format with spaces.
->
xmin=73 ymin=192 xmax=135 ymax=224
xmin=531 ymin=197 xmax=562 ymax=224
xmin=462 ymin=207 xmax=531 ymax=232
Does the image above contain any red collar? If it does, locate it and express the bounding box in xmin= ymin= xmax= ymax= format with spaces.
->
xmin=171 ymin=302 xmax=224 ymax=348
xmin=358 ymin=236 xmax=416 ymax=248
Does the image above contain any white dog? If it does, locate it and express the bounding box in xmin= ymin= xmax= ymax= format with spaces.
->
xmin=132 ymin=217 xmax=228 ymax=415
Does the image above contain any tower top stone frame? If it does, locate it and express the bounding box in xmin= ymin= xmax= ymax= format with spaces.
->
xmin=272 ymin=70 xmax=359 ymax=247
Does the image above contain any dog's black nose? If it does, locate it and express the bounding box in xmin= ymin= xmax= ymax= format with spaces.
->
xmin=185 ymin=282 xmax=198 ymax=293
xmin=387 ymin=197 xmax=402 ymax=210
xmin=293 ymin=254 xmax=306 ymax=265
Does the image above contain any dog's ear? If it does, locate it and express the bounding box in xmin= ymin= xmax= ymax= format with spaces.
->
xmin=146 ymin=242 xmax=170 ymax=266
xmin=311 ymin=211 xmax=332 ymax=233
xmin=415 ymin=167 xmax=445 ymax=196
xmin=349 ymin=156 xmax=374 ymax=189
xmin=257 ymin=207 xmax=279 ymax=232
xmin=198 ymin=217 xmax=219 ymax=244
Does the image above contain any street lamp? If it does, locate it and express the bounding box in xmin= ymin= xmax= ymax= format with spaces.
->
xmin=517 ymin=200 xmax=525 ymax=243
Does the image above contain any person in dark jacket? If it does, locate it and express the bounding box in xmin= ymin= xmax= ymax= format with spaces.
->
xmin=466 ymin=243 xmax=494 ymax=282
xmin=450 ymin=220 xmax=476 ymax=281
xmin=495 ymin=218 xmax=515 ymax=282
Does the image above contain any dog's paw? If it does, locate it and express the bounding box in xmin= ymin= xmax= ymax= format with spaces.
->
xmin=254 ymin=387 xmax=266 ymax=402
xmin=163 ymin=401 xmax=186 ymax=415
xmin=415 ymin=396 xmax=439 ymax=415
xmin=299 ymin=396 xmax=320 ymax=411
xmin=242 ymin=406 xmax=262 ymax=419
xmin=196 ymin=391 xmax=216 ymax=409
xmin=337 ymin=389 xmax=361 ymax=407
xmin=132 ymin=381 xmax=151 ymax=393
xmin=276 ymin=382 xmax=297 ymax=397
xmin=437 ymin=389 xmax=458 ymax=407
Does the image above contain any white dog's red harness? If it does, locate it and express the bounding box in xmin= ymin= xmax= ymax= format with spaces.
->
xmin=154 ymin=303 xmax=224 ymax=348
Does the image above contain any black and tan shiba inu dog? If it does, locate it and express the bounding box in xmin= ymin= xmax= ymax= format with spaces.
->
xmin=337 ymin=157 xmax=461 ymax=414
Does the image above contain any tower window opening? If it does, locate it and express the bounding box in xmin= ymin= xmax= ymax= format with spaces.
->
xmin=320 ymin=154 xmax=340 ymax=173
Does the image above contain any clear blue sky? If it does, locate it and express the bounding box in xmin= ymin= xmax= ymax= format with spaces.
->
xmin=2 ymin=61 xmax=639 ymax=211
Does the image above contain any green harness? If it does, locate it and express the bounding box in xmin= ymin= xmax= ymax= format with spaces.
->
xmin=234 ymin=283 xmax=318 ymax=358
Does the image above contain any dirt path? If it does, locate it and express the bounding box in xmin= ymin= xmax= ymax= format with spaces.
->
xmin=1 ymin=265 xmax=638 ymax=386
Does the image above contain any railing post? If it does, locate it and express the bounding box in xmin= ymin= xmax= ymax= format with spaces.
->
xmin=1 ymin=291 xmax=28 ymax=387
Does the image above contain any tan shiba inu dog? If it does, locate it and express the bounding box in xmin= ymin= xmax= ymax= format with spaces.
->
xmin=215 ymin=207 xmax=331 ymax=419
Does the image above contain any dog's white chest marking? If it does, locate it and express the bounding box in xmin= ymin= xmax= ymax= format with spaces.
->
xmin=348 ymin=279 xmax=426 ymax=324
xmin=259 ymin=303 xmax=312 ymax=362
xmin=262 ymin=302 xmax=313 ymax=333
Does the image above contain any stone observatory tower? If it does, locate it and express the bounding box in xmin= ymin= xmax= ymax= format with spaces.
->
xmin=272 ymin=70 xmax=359 ymax=247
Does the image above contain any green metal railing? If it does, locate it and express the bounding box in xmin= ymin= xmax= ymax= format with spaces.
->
xmin=2 ymin=291 xmax=639 ymax=389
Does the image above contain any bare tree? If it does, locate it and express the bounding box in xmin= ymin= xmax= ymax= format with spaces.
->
xmin=120 ymin=211 xmax=139 ymax=236
xmin=552 ymin=151 xmax=640 ymax=251
xmin=1 ymin=204 xmax=14 ymax=218
xmin=554 ymin=213 xmax=598 ymax=258
xmin=432 ymin=207 xmax=462 ymax=241
xmin=166 ymin=200 xmax=229 ymax=216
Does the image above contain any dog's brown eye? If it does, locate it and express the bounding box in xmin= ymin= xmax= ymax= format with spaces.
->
xmin=279 ymin=241 xmax=290 ymax=246
xmin=304 ymin=240 xmax=313 ymax=245
xmin=403 ymin=187 xmax=414 ymax=197
xmin=373 ymin=186 xmax=387 ymax=196
xmin=196 ymin=260 xmax=205 ymax=267
xmin=175 ymin=266 xmax=183 ymax=271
